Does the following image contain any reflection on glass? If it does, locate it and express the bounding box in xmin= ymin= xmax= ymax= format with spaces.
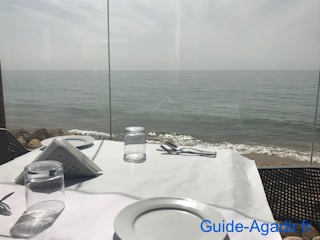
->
xmin=109 ymin=0 xmax=320 ymax=165
xmin=311 ymin=75 xmax=320 ymax=165
xmin=1 ymin=0 xmax=110 ymax=132
xmin=0 ymin=0 xmax=319 ymax=165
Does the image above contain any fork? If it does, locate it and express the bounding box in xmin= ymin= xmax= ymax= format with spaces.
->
xmin=159 ymin=144 xmax=216 ymax=158
xmin=164 ymin=141 xmax=217 ymax=156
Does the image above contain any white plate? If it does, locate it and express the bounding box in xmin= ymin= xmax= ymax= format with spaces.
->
xmin=114 ymin=197 xmax=228 ymax=240
xmin=41 ymin=135 xmax=94 ymax=149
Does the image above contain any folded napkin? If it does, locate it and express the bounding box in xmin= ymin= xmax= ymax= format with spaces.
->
xmin=15 ymin=139 xmax=103 ymax=184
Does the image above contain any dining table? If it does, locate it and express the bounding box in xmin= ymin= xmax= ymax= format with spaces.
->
xmin=0 ymin=139 xmax=282 ymax=240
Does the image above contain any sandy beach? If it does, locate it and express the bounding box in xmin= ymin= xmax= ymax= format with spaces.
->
xmin=243 ymin=153 xmax=320 ymax=167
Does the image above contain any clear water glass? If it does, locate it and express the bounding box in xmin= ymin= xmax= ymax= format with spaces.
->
xmin=124 ymin=126 xmax=146 ymax=163
xmin=24 ymin=160 xmax=65 ymax=208
xmin=10 ymin=161 xmax=65 ymax=238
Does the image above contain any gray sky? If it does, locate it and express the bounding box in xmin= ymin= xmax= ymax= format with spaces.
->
xmin=0 ymin=0 xmax=319 ymax=70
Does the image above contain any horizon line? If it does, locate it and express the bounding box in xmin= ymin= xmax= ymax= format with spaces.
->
xmin=2 ymin=68 xmax=319 ymax=72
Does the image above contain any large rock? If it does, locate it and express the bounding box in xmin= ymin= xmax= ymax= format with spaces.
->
xmin=17 ymin=137 xmax=28 ymax=148
xmin=48 ymin=129 xmax=68 ymax=137
xmin=28 ymin=139 xmax=42 ymax=149
xmin=10 ymin=128 xmax=32 ymax=139
xmin=31 ymin=128 xmax=51 ymax=141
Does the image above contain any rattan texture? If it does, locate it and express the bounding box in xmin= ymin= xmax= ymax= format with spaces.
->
xmin=258 ymin=167 xmax=320 ymax=231
xmin=0 ymin=128 xmax=29 ymax=165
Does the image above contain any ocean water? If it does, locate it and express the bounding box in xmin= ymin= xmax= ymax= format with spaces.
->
xmin=2 ymin=70 xmax=320 ymax=162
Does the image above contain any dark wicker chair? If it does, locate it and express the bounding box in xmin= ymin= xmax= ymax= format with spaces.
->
xmin=0 ymin=128 xmax=29 ymax=165
xmin=258 ymin=166 xmax=320 ymax=232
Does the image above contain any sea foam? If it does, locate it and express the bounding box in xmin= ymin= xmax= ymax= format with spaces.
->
xmin=67 ymin=129 xmax=320 ymax=163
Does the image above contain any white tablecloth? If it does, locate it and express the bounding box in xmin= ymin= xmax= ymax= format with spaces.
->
xmin=0 ymin=140 xmax=282 ymax=240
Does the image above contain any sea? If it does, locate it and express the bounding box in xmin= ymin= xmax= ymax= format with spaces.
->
xmin=2 ymin=70 xmax=320 ymax=162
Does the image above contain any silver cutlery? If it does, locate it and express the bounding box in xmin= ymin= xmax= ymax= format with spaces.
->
xmin=165 ymin=141 xmax=217 ymax=155
xmin=158 ymin=142 xmax=216 ymax=158
xmin=0 ymin=192 xmax=14 ymax=216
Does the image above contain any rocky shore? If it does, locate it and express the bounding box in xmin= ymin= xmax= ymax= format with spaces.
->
xmin=9 ymin=128 xmax=71 ymax=149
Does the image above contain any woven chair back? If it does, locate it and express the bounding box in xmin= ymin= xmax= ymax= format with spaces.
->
xmin=259 ymin=167 xmax=320 ymax=232
xmin=0 ymin=128 xmax=29 ymax=165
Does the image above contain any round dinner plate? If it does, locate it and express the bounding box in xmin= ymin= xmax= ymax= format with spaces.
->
xmin=114 ymin=197 xmax=228 ymax=240
xmin=41 ymin=135 xmax=94 ymax=149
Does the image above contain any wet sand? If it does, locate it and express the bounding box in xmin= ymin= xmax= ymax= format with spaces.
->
xmin=243 ymin=153 xmax=320 ymax=167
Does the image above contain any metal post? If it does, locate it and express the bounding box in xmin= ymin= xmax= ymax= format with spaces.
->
xmin=107 ymin=0 xmax=112 ymax=140
xmin=310 ymin=72 xmax=320 ymax=165
xmin=0 ymin=61 xmax=6 ymax=128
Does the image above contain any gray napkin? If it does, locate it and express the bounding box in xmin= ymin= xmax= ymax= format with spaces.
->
xmin=15 ymin=139 xmax=103 ymax=184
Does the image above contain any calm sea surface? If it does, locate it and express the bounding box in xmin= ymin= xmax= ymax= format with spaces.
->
xmin=2 ymin=70 xmax=320 ymax=161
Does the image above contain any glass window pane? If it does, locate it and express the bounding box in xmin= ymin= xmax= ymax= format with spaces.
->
xmin=110 ymin=0 xmax=320 ymax=165
xmin=312 ymin=75 xmax=320 ymax=165
xmin=1 ymin=1 xmax=110 ymax=139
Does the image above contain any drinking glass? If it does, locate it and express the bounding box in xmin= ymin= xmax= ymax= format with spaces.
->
xmin=123 ymin=126 xmax=146 ymax=163
xmin=25 ymin=160 xmax=65 ymax=208
xmin=10 ymin=160 xmax=65 ymax=238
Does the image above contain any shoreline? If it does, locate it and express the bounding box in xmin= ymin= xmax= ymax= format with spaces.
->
xmin=243 ymin=153 xmax=320 ymax=167
xmin=9 ymin=128 xmax=320 ymax=167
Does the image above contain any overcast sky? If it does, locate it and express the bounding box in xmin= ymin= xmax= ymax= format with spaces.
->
xmin=0 ymin=0 xmax=319 ymax=70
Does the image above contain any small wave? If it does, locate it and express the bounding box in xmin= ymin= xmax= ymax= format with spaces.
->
xmin=213 ymin=142 xmax=319 ymax=163
xmin=147 ymin=131 xmax=319 ymax=163
xmin=68 ymin=129 xmax=110 ymax=140
xmin=68 ymin=129 xmax=320 ymax=163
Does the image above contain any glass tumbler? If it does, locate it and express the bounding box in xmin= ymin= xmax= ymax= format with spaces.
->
xmin=25 ymin=160 xmax=65 ymax=208
xmin=10 ymin=161 xmax=65 ymax=238
xmin=123 ymin=126 xmax=146 ymax=163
